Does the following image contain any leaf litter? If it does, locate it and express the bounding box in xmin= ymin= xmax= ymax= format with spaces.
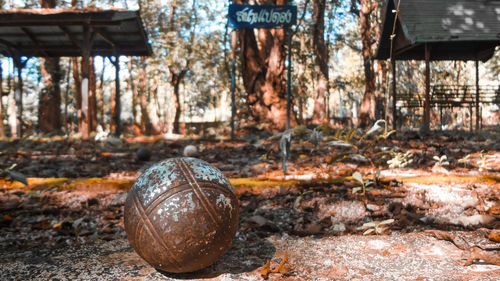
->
xmin=0 ymin=133 xmax=499 ymax=280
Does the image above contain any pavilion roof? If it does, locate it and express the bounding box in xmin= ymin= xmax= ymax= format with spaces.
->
xmin=0 ymin=8 xmax=152 ymax=58
xmin=375 ymin=0 xmax=500 ymax=61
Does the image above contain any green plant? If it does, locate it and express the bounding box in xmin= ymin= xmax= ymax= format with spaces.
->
xmin=433 ymin=155 xmax=449 ymax=167
xmin=361 ymin=219 xmax=395 ymax=235
xmin=351 ymin=172 xmax=374 ymax=196
xmin=387 ymin=151 xmax=414 ymax=168
xmin=457 ymin=154 xmax=471 ymax=168
xmin=325 ymin=120 xmax=396 ymax=168
xmin=478 ymin=151 xmax=491 ymax=172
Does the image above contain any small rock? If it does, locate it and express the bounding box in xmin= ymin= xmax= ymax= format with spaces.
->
xmin=246 ymin=215 xmax=269 ymax=228
xmin=136 ymin=147 xmax=152 ymax=161
xmin=331 ymin=221 xmax=346 ymax=232
xmin=87 ymin=198 xmax=99 ymax=206
xmin=183 ymin=145 xmax=198 ymax=157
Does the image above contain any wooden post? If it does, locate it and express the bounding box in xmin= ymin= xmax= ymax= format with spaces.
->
xmin=475 ymin=59 xmax=480 ymax=131
xmin=113 ymin=54 xmax=121 ymax=137
xmin=13 ymin=58 xmax=24 ymax=138
xmin=286 ymin=28 xmax=292 ymax=130
xmin=423 ymin=43 xmax=431 ymax=134
xmin=469 ymin=104 xmax=473 ymax=132
xmin=392 ymin=58 xmax=397 ymax=130
xmin=80 ymin=25 xmax=91 ymax=139
xmin=64 ymin=58 xmax=71 ymax=133
xmin=439 ymin=106 xmax=443 ymax=130
xmin=0 ymin=63 xmax=4 ymax=138
xmin=230 ymin=30 xmax=236 ymax=139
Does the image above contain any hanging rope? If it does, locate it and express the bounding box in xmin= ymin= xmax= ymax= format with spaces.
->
xmin=384 ymin=0 xmax=401 ymax=132
xmin=389 ymin=0 xmax=401 ymax=61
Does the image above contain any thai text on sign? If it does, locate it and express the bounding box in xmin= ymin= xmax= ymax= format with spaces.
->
xmin=228 ymin=4 xmax=297 ymax=29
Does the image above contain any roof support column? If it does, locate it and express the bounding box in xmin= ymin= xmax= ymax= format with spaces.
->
xmin=391 ymin=58 xmax=397 ymax=130
xmin=13 ymin=58 xmax=25 ymax=138
xmin=112 ymin=54 xmax=121 ymax=137
xmin=475 ymin=59 xmax=480 ymax=132
xmin=423 ymin=43 xmax=431 ymax=134
xmin=80 ymin=25 xmax=91 ymax=139
xmin=0 ymin=64 xmax=4 ymax=138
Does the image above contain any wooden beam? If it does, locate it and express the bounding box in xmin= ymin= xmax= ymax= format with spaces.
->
xmin=0 ymin=21 xmax=120 ymax=27
xmin=20 ymin=27 xmax=49 ymax=57
xmin=423 ymin=43 xmax=431 ymax=134
xmin=0 ymin=31 xmax=141 ymax=38
xmin=58 ymin=25 xmax=81 ymax=49
xmin=14 ymin=45 xmax=149 ymax=55
xmin=95 ymin=29 xmax=116 ymax=48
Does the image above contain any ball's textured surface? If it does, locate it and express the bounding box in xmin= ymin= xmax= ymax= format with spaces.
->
xmin=124 ymin=157 xmax=239 ymax=273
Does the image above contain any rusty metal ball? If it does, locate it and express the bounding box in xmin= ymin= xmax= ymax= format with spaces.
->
xmin=124 ymin=157 xmax=239 ymax=273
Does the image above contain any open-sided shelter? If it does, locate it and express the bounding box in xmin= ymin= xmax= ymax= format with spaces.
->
xmin=0 ymin=8 xmax=152 ymax=138
xmin=375 ymin=0 xmax=500 ymax=132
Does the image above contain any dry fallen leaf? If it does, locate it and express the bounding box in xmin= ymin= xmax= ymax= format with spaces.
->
xmin=260 ymin=259 xmax=271 ymax=279
xmin=424 ymin=229 xmax=455 ymax=242
xmin=275 ymin=251 xmax=294 ymax=276
xmin=478 ymin=228 xmax=500 ymax=243
xmin=487 ymin=205 xmax=500 ymax=215
xmin=259 ymin=251 xmax=295 ymax=279
xmin=425 ymin=229 xmax=470 ymax=250
xmin=462 ymin=246 xmax=500 ymax=266
xmin=487 ymin=233 xmax=500 ymax=243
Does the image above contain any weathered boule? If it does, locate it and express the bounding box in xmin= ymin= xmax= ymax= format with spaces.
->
xmin=124 ymin=157 xmax=239 ymax=273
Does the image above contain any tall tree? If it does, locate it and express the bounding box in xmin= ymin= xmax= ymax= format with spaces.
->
xmin=311 ymin=0 xmax=329 ymax=124
xmin=236 ymin=0 xmax=297 ymax=131
xmin=166 ymin=0 xmax=197 ymax=134
xmin=38 ymin=0 xmax=62 ymax=133
xmin=138 ymin=57 xmax=153 ymax=135
xmin=354 ymin=0 xmax=379 ymax=127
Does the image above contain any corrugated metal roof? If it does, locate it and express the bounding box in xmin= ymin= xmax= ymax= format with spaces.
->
xmin=0 ymin=8 xmax=152 ymax=57
xmin=375 ymin=0 xmax=500 ymax=61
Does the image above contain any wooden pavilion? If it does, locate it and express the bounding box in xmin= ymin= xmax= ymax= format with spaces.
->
xmin=375 ymin=0 xmax=500 ymax=132
xmin=0 ymin=8 xmax=152 ymax=138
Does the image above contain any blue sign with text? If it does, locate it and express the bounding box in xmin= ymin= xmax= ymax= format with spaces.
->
xmin=228 ymin=4 xmax=297 ymax=29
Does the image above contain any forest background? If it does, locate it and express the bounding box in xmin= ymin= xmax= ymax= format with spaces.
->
xmin=0 ymin=0 xmax=499 ymax=139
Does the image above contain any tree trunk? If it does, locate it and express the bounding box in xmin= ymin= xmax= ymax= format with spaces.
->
xmin=38 ymin=0 xmax=61 ymax=133
xmin=376 ymin=60 xmax=387 ymax=120
xmin=312 ymin=0 xmax=329 ymax=124
xmin=127 ymin=58 xmax=138 ymax=125
xmin=358 ymin=0 xmax=378 ymax=128
xmin=39 ymin=57 xmax=62 ymax=133
xmin=72 ymin=58 xmax=82 ymax=133
xmin=139 ymin=57 xmax=152 ymax=135
xmin=170 ymin=67 xmax=187 ymax=134
xmin=236 ymin=0 xmax=296 ymax=131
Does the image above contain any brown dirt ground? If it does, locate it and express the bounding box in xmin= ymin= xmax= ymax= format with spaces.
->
xmin=0 ymin=132 xmax=499 ymax=280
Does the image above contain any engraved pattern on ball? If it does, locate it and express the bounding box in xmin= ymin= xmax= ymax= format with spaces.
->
xmin=124 ymin=157 xmax=239 ymax=273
